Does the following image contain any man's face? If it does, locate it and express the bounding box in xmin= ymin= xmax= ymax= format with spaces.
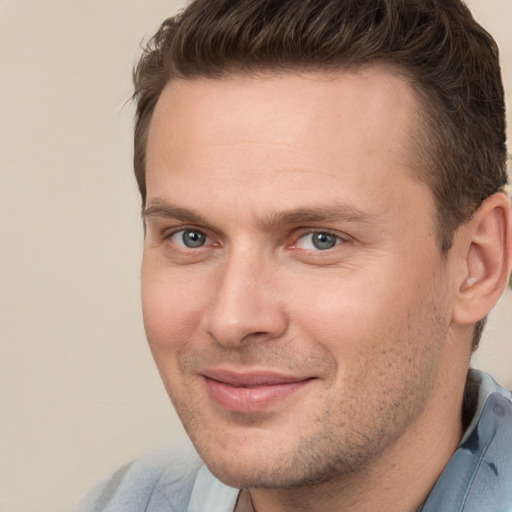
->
xmin=142 ymin=69 xmax=456 ymax=488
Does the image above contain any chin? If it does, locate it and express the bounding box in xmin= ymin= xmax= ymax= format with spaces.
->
xmin=192 ymin=432 xmax=362 ymax=491
xmin=191 ymin=435 xmax=297 ymax=488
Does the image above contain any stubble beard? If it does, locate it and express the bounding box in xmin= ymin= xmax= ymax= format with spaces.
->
xmin=166 ymin=281 xmax=450 ymax=491
xmin=172 ymin=342 xmax=444 ymax=492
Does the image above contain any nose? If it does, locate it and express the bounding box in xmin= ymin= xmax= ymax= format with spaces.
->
xmin=202 ymin=251 xmax=288 ymax=347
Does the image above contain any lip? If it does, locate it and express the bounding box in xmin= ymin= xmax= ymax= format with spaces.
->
xmin=201 ymin=368 xmax=315 ymax=414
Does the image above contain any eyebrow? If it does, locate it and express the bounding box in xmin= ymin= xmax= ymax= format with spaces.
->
xmin=143 ymin=199 xmax=206 ymax=224
xmin=142 ymin=198 xmax=378 ymax=229
xmin=257 ymin=205 xmax=378 ymax=229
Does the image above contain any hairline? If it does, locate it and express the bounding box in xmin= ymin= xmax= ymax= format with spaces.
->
xmin=140 ymin=63 xmax=449 ymax=249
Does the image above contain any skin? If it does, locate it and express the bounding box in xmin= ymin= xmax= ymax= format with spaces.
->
xmin=141 ymin=68 xmax=481 ymax=511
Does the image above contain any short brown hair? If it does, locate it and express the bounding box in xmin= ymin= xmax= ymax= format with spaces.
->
xmin=132 ymin=0 xmax=508 ymax=350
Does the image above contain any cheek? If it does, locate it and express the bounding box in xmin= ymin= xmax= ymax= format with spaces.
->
xmin=290 ymin=267 xmax=439 ymax=371
xmin=141 ymin=264 xmax=208 ymax=361
xmin=290 ymin=271 xmax=395 ymax=339
xmin=141 ymin=269 xmax=210 ymax=412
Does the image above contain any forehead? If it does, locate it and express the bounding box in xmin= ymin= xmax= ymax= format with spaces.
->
xmin=145 ymin=68 xmax=430 ymax=222
xmin=150 ymin=67 xmax=419 ymax=150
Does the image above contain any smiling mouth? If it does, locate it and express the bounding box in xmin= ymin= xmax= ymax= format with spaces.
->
xmin=201 ymin=369 xmax=315 ymax=414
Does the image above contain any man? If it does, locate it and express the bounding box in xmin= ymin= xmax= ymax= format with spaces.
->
xmin=80 ymin=0 xmax=512 ymax=510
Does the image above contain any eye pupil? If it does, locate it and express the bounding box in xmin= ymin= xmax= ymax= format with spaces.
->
xmin=182 ymin=230 xmax=206 ymax=248
xmin=312 ymin=233 xmax=337 ymax=250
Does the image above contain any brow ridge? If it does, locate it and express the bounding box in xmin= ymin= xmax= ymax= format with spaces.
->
xmin=143 ymin=198 xmax=377 ymax=229
xmin=142 ymin=199 xmax=206 ymax=224
xmin=257 ymin=205 xmax=378 ymax=229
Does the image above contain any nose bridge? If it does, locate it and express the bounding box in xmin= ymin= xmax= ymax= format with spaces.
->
xmin=203 ymin=244 xmax=287 ymax=347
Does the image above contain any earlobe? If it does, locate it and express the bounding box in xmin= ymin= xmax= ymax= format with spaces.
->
xmin=452 ymin=192 xmax=512 ymax=325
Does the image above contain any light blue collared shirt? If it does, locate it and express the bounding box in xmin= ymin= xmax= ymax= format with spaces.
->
xmin=78 ymin=370 xmax=512 ymax=512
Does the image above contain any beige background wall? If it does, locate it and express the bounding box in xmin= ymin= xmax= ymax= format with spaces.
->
xmin=1 ymin=1 xmax=510 ymax=511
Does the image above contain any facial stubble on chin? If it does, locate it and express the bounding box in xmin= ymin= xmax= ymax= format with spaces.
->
xmin=167 ymin=303 xmax=448 ymax=492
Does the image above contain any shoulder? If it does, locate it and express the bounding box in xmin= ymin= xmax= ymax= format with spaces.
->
xmin=77 ymin=450 xmax=203 ymax=512
xmin=423 ymin=370 xmax=512 ymax=511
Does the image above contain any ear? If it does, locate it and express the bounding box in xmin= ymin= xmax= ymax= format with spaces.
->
xmin=452 ymin=192 xmax=512 ymax=326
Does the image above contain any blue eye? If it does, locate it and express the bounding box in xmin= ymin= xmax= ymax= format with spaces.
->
xmin=296 ymin=232 xmax=341 ymax=250
xmin=171 ymin=229 xmax=207 ymax=248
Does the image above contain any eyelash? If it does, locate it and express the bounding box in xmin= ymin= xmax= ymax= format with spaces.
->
xmin=164 ymin=227 xmax=346 ymax=252
xmin=165 ymin=228 xmax=213 ymax=249
xmin=291 ymin=231 xmax=344 ymax=251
